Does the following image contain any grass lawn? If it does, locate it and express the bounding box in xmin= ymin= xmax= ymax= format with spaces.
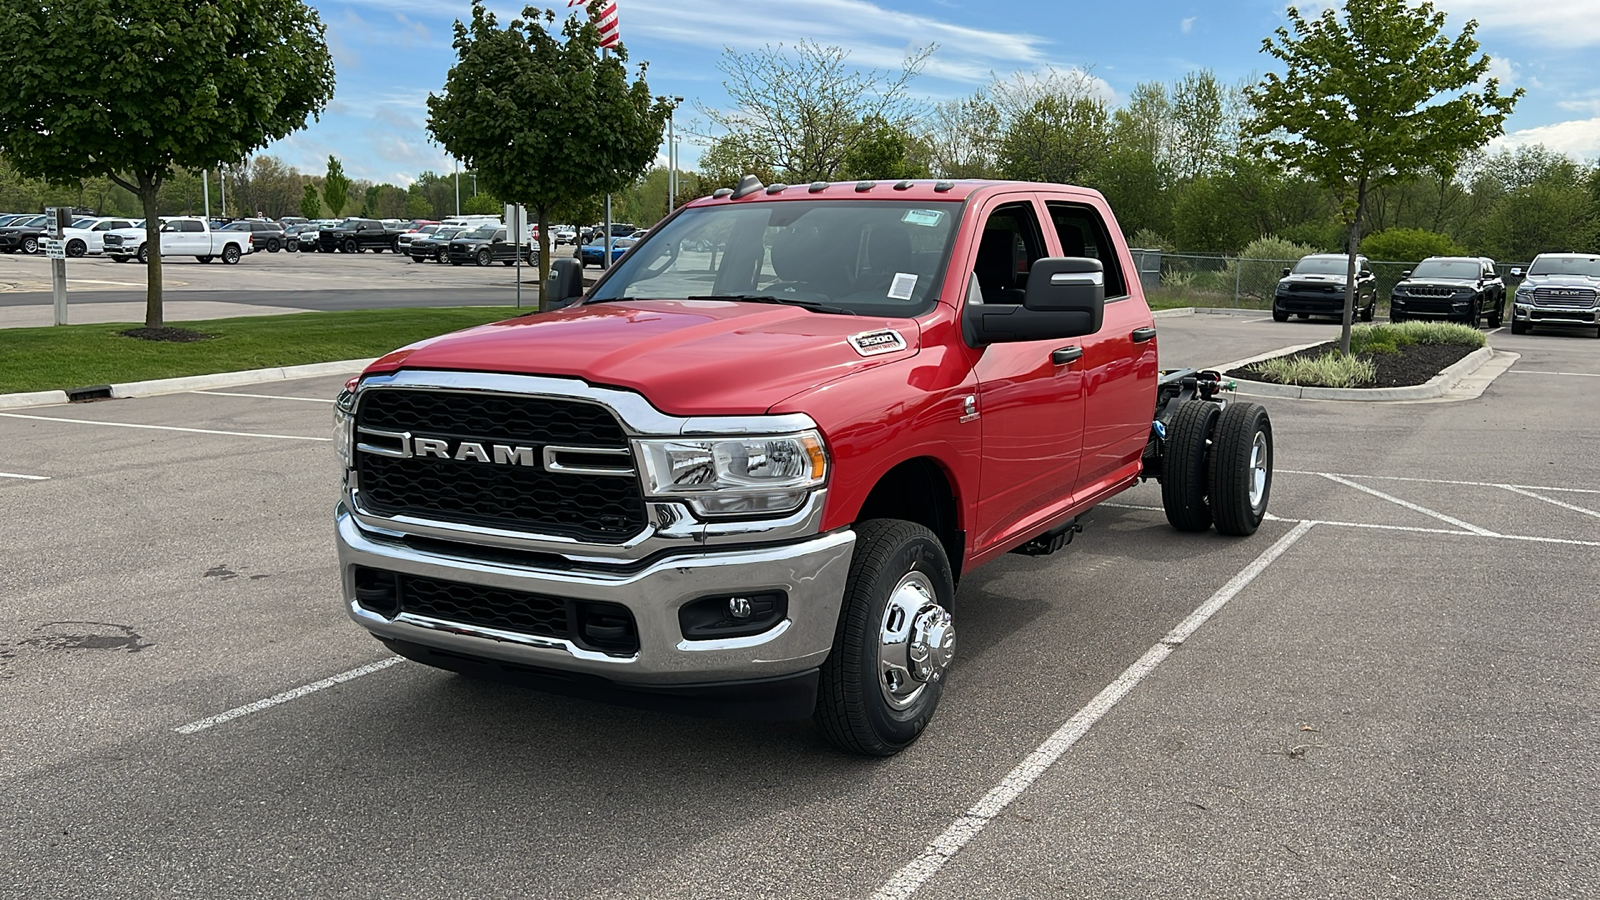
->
xmin=0 ymin=307 xmax=522 ymax=394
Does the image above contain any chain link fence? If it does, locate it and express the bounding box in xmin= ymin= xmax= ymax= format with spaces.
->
xmin=1135 ymin=250 xmax=1531 ymax=312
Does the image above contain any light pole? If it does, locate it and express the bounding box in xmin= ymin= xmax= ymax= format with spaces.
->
xmin=667 ymin=96 xmax=684 ymax=213
xmin=454 ymin=158 xmax=460 ymax=217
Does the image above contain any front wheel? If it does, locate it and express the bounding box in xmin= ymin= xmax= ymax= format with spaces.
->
xmin=23 ymin=236 xmax=39 ymax=254
xmin=476 ymin=249 xmax=493 ymax=267
xmin=1390 ymin=310 xmax=1406 ymax=324
xmin=343 ymin=238 xmax=358 ymax=254
xmin=1209 ymin=402 xmax=1273 ymax=536
xmin=1511 ymin=319 xmax=1528 ymax=335
xmin=1162 ymin=400 xmax=1220 ymax=532
xmin=221 ymin=244 xmax=242 ymax=265
xmin=1272 ymin=306 xmax=1288 ymax=323
xmin=816 ymin=520 xmax=956 ymax=757
xmin=1489 ymin=299 xmax=1504 ymax=328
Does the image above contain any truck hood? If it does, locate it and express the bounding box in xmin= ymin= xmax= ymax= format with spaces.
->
xmin=367 ymin=299 xmax=921 ymax=416
xmin=1280 ymin=273 xmax=1350 ymax=286
xmin=1520 ymin=274 xmax=1600 ymax=290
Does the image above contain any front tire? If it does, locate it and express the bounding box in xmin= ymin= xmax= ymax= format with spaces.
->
xmin=1162 ymin=400 xmax=1220 ymax=532
xmin=343 ymin=238 xmax=358 ymax=254
xmin=1272 ymin=305 xmax=1288 ymax=323
xmin=1511 ymin=320 xmax=1528 ymax=335
xmin=1209 ymin=402 xmax=1273 ymax=536
xmin=816 ymin=520 xmax=956 ymax=757
xmin=476 ymin=249 xmax=493 ymax=267
xmin=23 ymin=236 xmax=39 ymax=254
xmin=1489 ymin=298 xmax=1504 ymax=328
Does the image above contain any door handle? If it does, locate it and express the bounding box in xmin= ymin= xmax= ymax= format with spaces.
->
xmin=1051 ymin=346 xmax=1083 ymax=365
xmin=1131 ymin=327 xmax=1157 ymax=343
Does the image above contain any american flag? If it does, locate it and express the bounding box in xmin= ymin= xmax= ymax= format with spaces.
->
xmin=567 ymin=0 xmax=620 ymax=49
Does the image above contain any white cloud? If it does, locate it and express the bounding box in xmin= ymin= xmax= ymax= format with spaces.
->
xmin=1181 ymin=16 xmax=1196 ymax=34
xmin=1491 ymin=117 xmax=1600 ymax=160
xmin=1433 ymin=1 xmax=1600 ymax=48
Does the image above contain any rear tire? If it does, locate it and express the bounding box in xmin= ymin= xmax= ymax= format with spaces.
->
xmin=221 ymin=244 xmax=242 ymax=265
xmin=1489 ymin=299 xmax=1503 ymax=328
xmin=1162 ymin=400 xmax=1220 ymax=532
xmin=197 ymin=255 xmax=213 ymax=264
xmin=137 ymin=244 xmax=148 ymax=264
xmin=66 ymin=239 xmax=87 ymax=258
xmin=1209 ymin=402 xmax=1273 ymax=537
xmin=1360 ymin=300 xmax=1375 ymax=322
xmin=815 ymin=519 xmax=955 ymax=757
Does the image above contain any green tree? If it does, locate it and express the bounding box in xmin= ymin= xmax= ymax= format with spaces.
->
xmin=0 ymin=0 xmax=334 ymax=329
xmin=427 ymin=1 xmax=670 ymax=301
xmin=322 ymin=156 xmax=351 ymax=218
xmin=1246 ymin=0 xmax=1521 ymax=354
xmin=300 ymin=182 xmax=323 ymax=219
xmin=998 ymin=92 xmax=1110 ymax=185
xmin=840 ymin=117 xmax=928 ymax=181
xmin=699 ymin=40 xmax=933 ymax=182
xmin=698 ymin=134 xmax=777 ymax=188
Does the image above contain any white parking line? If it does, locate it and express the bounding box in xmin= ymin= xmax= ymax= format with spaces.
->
xmin=192 ymin=390 xmax=336 ymax=404
xmin=1280 ymin=469 xmax=1600 ymax=495
xmin=1498 ymin=485 xmax=1600 ymax=520
xmin=175 ymin=657 xmax=403 ymax=734
xmin=0 ymin=412 xmax=331 ymax=442
xmin=873 ymin=521 xmax=1317 ymax=900
xmin=1320 ymin=473 xmax=1500 ymax=536
xmin=0 ymin=471 xmax=49 ymax=480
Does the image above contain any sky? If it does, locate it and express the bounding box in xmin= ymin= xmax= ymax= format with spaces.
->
xmin=268 ymin=0 xmax=1600 ymax=186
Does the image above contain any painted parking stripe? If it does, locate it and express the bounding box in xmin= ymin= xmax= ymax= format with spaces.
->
xmin=175 ymin=657 xmax=403 ymax=734
xmin=1321 ymin=473 xmax=1500 ymax=536
xmin=1280 ymin=469 xmax=1600 ymax=495
xmin=1498 ymin=485 xmax=1600 ymax=520
xmin=0 ymin=471 xmax=50 ymax=481
xmin=0 ymin=412 xmax=331 ymax=442
xmin=192 ymin=390 xmax=336 ymax=404
xmin=873 ymin=521 xmax=1318 ymax=900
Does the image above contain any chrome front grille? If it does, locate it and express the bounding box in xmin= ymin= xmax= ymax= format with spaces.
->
xmin=1532 ymin=287 xmax=1597 ymax=308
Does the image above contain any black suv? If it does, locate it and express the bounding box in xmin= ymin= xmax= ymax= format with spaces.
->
xmin=0 ymin=214 xmax=50 ymax=254
xmin=318 ymin=218 xmax=404 ymax=253
xmin=1389 ymin=256 xmax=1504 ymax=326
xmin=1272 ymin=253 xmax=1378 ymax=322
xmin=221 ymin=220 xmax=288 ymax=253
xmin=447 ymin=225 xmax=532 ymax=266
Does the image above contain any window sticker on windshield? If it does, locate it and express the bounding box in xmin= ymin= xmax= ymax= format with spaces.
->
xmin=902 ymin=209 xmax=943 ymax=227
xmin=887 ymin=273 xmax=918 ymax=300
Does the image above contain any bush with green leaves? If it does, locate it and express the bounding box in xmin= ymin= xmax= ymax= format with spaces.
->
xmin=1227 ymin=235 xmax=1321 ymax=301
xmin=1348 ymin=321 xmax=1485 ymax=352
xmin=1360 ymin=227 xmax=1466 ymax=263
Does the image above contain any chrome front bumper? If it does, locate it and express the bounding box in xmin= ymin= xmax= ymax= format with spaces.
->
xmin=336 ymin=503 xmax=855 ymax=685
xmin=1513 ymin=301 xmax=1599 ymax=325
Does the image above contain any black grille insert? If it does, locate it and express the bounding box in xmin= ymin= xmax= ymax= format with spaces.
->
xmin=362 ymin=567 xmax=640 ymax=656
xmin=354 ymin=388 xmax=646 ymax=542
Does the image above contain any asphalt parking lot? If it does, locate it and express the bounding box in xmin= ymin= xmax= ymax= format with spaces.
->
xmin=2 ymin=313 xmax=1597 ymax=898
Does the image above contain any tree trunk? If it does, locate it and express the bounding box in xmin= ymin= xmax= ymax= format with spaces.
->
xmin=138 ymin=177 xmax=165 ymax=330
xmin=1338 ymin=176 xmax=1370 ymax=356
xmin=536 ymin=203 xmax=551 ymax=311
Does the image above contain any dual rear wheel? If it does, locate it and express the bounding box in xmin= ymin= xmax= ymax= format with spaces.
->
xmin=1161 ymin=400 xmax=1273 ymax=536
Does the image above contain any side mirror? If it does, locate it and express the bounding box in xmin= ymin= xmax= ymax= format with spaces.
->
xmin=1509 ymin=267 xmax=1523 ymax=278
xmin=1401 ymin=270 xmax=1412 ymax=278
xmin=964 ymin=257 xmax=1104 ymax=346
xmin=545 ymin=258 xmax=585 ymax=309
xmin=1360 ymin=269 xmax=1373 ymax=279
xmin=1282 ymin=267 xmax=1291 ymax=278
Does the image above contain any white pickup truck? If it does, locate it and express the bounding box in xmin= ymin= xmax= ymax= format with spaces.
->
xmin=103 ymin=217 xmax=253 ymax=265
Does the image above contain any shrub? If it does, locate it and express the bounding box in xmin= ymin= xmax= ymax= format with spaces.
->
xmin=1228 ymin=235 xmax=1321 ymax=301
xmin=1360 ymin=227 xmax=1466 ymax=263
xmin=1348 ymin=321 xmax=1486 ymax=352
xmin=1247 ymin=352 xmax=1377 ymax=387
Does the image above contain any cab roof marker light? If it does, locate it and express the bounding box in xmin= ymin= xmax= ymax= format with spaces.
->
xmin=933 ymin=181 xmax=955 ymax=192
xmin=712 ymin=188 xmax=734 ymax=198
xmin=808 ymin=182 xmax=829 ymax=193
xmin=893 ymin=180 xmax=914 ymax=190
xmin=855 ymin=181 xmax=875 ymax=192
xmin=765 ymin=183 xmax=790 ymax=194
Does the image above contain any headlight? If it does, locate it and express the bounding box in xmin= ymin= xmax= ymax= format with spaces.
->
xmin=635 ymin=431 xmax=828 ymax=516
xmin=333 ymin=380 xmax=358 ymax=468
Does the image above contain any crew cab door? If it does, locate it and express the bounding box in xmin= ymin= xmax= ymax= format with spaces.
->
xmin=1043 ymin=200 xmax=1158 ymax=498
xmin=965 ymin=195 xmax=1087 ymax=553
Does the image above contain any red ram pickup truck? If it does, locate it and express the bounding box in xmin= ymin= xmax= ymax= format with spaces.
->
xmin=333 ymin=177 xmax=1275 ymax=755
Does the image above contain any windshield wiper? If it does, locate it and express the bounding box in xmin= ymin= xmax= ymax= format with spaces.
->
xmin=686 ymin=294 xmax=855 ymax=315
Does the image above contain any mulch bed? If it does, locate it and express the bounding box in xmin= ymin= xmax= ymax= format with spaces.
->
xmin=118 ymin=327 xmax=214 ymax=343
xmin=1226 ymin=341 xmax=1479 ymax=388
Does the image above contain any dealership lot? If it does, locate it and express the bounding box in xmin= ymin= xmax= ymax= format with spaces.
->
xmin=1 ymin=315 xmax=1596 ymax=898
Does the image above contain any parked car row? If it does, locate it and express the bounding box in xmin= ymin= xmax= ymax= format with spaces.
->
xmin=1271 ymin=249 xmax=1600 ymax=337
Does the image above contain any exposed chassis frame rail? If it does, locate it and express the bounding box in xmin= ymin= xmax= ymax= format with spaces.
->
xmin=1140 ymin=368 xmax=1232 ymax=482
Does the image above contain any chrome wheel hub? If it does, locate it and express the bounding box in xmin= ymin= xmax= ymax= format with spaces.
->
xmin=878 ymin=572 xmax=955 ymax=710
xmin=1249 ymin=431 xmax=1269 ymax=511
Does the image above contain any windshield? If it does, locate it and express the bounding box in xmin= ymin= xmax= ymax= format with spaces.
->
xmin=461 ymin=225 xmax=497 ymax=240
xmin=1411 ymin=260 xmax=1481 ymax=279
xmin=1528 ymin=256 xmax=1600 ymax=277
xmin=587 ymin=200 xmax=961 ymax=317
xmin=1292 ymin=257 xmax=1353 ymax=276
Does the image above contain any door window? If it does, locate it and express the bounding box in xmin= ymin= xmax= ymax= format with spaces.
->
xmin=971 ymin=202 xmax=1048 ymax=305
xmin=1045 ymin=202 xmax=1127 ymax=299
